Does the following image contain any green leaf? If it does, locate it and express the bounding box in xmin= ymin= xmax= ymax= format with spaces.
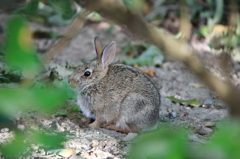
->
xmin=0 ymin=43 xmax=5 ymax=55
xmin=5 ymin=16 xmax=40 ymax=77
xmin=68 ymin=105 xmax=80 ymax=112
xmin=197 ymin=26 xmax=210 ymax=37
xmin=194 ymin=120 xmax=240 ymax=158
xmin=53 ymin=111 xmax=69 ymax=117
xmin=223 ymin=34 xmax=238 ymax=48
xmin=49 ymin=0 xmax=76 ymax=20
xmin=128 ymin=127 xmax=187 ymax=159
xmin=0 ymin=132 xmax=28 ymax=157
xmin=25 ymin=0 xmax=40 ymax=15
xmin=0 ymin=76 xmax=11 ymax=83
xmin=53 ymin=79 xmax=77 ymax=99
xmin=166 ymin=96 xmax=202 ymax=107
xmin=122 ymin=44 xmax=137 ymax=55
xmin=87 ymin=12 xmax=102 ymax=23
xmin=0 ymin=87 xmax=68 ymax=116
xmin=32 ymin=132 xmax=66 ymax=150
xmin=32 ymin=87 xmax=67 ymax=111
xmin=122 ymin=0 xmax=144 ymax=12
xmin=124 ymin=45 xmax=164 ymax=66
xmin=47 ymin=149 xmax=63 ymax=155
xmin=0 ymin=131 xmax=66 ymax=157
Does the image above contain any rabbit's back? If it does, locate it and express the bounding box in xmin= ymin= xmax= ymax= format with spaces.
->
xmin=90 ymin=64 xmax=161 ymax=132
xmin=105 ymin=64 xmax=160 ymax=106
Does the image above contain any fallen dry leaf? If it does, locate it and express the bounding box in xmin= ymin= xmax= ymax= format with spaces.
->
xmin=212 ymin=25 xmax=228 ymax=34
xmin=180 ymin=113 xmax=187 ymax=116
xmin=189 ymin=83 xmax=204 ymax=88
xmin=141 ymin=70 xmax=155 ymax=77
xmin=134 ymin=64 xmax=140 ymax=68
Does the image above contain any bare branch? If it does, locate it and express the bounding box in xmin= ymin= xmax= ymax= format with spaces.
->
xmin=44 ymin=11 xmax=89 ymax=61
xmin=179 ymin=0 xmax=192 ymax=41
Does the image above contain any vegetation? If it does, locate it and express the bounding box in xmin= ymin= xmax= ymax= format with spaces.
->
xmin=0 ymin=0 xmax=240 ymax=158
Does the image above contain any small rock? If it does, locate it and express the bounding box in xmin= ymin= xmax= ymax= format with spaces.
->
xmin=112 ymin=150 xmax=120 ymax=155
xmin=169 ymin=112 xmax=177 ymax=118
xmin=81 ymin=118 xmax=87 ymax=123
xmin=160 ymin=110 xmax=169 ymax=117
xmin=1 ymin=128 xmax=9 ymax=132
xmin=203 ymin=98 xmax=213 ymax=105
xmin=162 ymin=97 xmax=172 ymax=106
xmin=17 ymin=124 xmax=25 ymax=130
xmin=81 ymin=146 xmax=92 ymax=151
xmin=31 ymin=144 xmax=39 ymax=150
xmin=40 ymin=119 xmax=53 ymax=127
xmin=167 ymin=108 xmax=173 ymax=112
xmin=204 ymin=121 xmax=215 ymax=128
xmin=56 ymin=122 xmax=65 ymax=132
xmin=195 ymin=126 xmax=213 ymax=136
xmin=122 ymin=133 xmax=138 ymax=141
xmin=214 ymin=99 xmax=226 ymax=108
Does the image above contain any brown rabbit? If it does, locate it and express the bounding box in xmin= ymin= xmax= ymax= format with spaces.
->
xmin=69 ymin=37 xmax=160 ymax=133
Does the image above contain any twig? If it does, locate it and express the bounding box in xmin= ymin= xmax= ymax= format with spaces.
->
xmin=179 ymin=0 xmax=192 ymax=41
xmin=44 ymin=11 xmax=89 ymax=61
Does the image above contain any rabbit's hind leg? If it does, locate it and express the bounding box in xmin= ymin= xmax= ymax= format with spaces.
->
xmin=101 ymin=122 xmax=130 ymax=134
xmin=105 ymin=123 xmax=130 ymax=134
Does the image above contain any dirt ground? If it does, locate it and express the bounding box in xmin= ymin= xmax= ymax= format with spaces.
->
xmin=0 ymin=14 xmax=235 ymax=158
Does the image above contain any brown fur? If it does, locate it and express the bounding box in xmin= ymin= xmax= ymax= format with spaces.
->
xmin=69 ymin=37 xmax=160 ymax=133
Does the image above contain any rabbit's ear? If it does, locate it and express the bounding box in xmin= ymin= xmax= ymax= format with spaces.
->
xmin=94 ymin=37 xmax=103 ymax=61
xmin=102 ymin=41 xmax=116 ymax=68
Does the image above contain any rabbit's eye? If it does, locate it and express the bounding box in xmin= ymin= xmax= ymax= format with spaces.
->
xmin=84 ymin=71 xmax=91 ymax=76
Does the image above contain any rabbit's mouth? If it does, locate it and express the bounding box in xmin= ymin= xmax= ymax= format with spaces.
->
xmin=80 ymin=84 xmax=91 ymax=92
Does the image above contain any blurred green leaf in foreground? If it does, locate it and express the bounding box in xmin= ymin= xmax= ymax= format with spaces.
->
xmin=129 ymin=127 xmax=187 ymax=159
xmin=5 ymin=16 xmax=40 ymax=77
xmin=0 ymin=131 xmax=66 ymax=157
xmin=129 ymin=120 xmax=240 ymax=159
xmin=0 ymin=16 xmax=69 ymax=157
xmin=1 ymin=16 xmax=69 ymax=115
xmin=194 ymin=120 xmax=240 ymax=159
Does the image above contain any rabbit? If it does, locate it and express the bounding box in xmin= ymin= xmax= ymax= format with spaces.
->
xmin=68 ymin=37 xmax=161 ymax=133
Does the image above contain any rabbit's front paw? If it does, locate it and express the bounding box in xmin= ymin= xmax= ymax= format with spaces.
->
xmin=89 ymin=121 xmax=100 ymax=128
xmin=89 ymin=117 xmax=104 ymax=128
